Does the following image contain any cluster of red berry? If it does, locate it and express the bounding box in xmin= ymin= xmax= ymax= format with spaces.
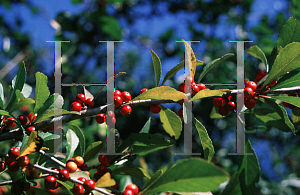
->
xmin=213 ymin=70 xmax=277 ymax=116
xmin=122 ymin=183 xmax=139 ymax=195
xmin=71 ymin=94 xmax=95 ymax=112
xmin=0 ymin=112 xmax=39 ymax=136
xmin=0 ymin=147 xmax=33 ymax=194
xmin=176 ymin=76 xmax=206 ymax=118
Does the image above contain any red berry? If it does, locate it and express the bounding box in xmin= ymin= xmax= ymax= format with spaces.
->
xmin=0 ymin=161 xmax=6 ymax=172
xmin=245 ymin=98 xmax=256 ymax=109
xmin=112 ymin=182 xmax=120 ymax=190
xmin=85 ymin=98 xmax=94 ymax=107
xmin=178 ymin=108 xmax=183 ymax=118
xmin=219 ymin=106 xmax=229 ymax=116
xmin=96 ymin=113 xmax=106 ymax=124
xmin=245 ymin=81 xmax=257 ymax=91
xmin=106 ymin=116 xmax=116 ymax=126
xmin=244 ymin=87 xmax=254 ymax=99
xmin=123 ymin=189 xmax=134 ymax=195
xmin=6 ymin=117 xmax=16 ymax=128
xmin=22 ymin=166 xmax=32 ymax=177
xmin=83 ymin=171 xmax=90 ymax=177
xmin=28 ymin=112 xmax=38 ymax=123
xmin=225 ymin=101 xmax=236 ymax=111
xmin=22 ymin=183 xmax=30 ymax=191
xmin=76 ymin=94 xmax=86 ymax=104
xmin=125 ymin=184 xmax=139 ymax=195
xmin=185 ymin=76 xmax=194 ymax=84
xmin=98 ymin=155 xmax=110 ymax=166
xmin=66 ymin=161 xmax=77 ymax=173
xmin=121 ymin=91 xmax=131 ymax=103
xmin=72 ymin=184 xmax=84 ymax=195
xmin=150 ymin=104 xmax=161 ymax=114
xmin=191 ymin=84 xmax=200 ymax=95
xmin=268 ymin=79 xmax=277 ymax=87
xmin=26 ymin=126 xmax=36 ymax=136
xmin=71 ymin=102 xmax=82 ymax=112
xmin=178 ymin=83 xmax=185 ymax=92
xmin=97 ymin=164 xmax=107 ymax=174
xmin=283 ymin=102 xmax=290 ymax=108
xmin=17 ymin=155 xmax=29 ymax=167
xmin=114 ymin=95 xmax=123 ymax=107
xmin=140 ymin=88 xmax=148 ymax=94
xmin=11 ymin=184 xmax=22 ymax=195
xmin=197 ymin=83 xmax=206 ymax=90
xmin=213 ymin=98 xmax=223 ymax=108
xmin=120 ymin=105 xmax=132 ymax=116
xmin=8 ymin=161 xmax=19 ymax=172
xmin=5 ymin=158 xmax=13 ymax=165
xmin=114 ymin=90 xmax=122 ymax=97
xmin=84 ymin=179 xmax=96 ymax=192
xmin=83 ymin=192 xmax=94 ymax=195
xmin=18 ymin=115 xmax=28 ymax=126
xmin=74 ymin=156 xmax=84 ymax=167
xmin=78 ymin=177 xmax=86 ymax=183
xmin=45 ymin=176 xmax=57 ymax=190
xmin=80 ymin=163 xmax=88 ymax=170
xmin=107 ymin=111 xmax=115 ymax=117
xmin=58 ymin=169 xmax=70 ymax=181
xmin=9 ymin=147 xmax=20 ymax=159
xmin=256 ymin=70 xmax=266 ymax=80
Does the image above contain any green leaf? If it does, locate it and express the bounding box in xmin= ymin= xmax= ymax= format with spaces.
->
xmin=142 ymin=158 xmax=229 ymax=194
xmin=270 ymin=70 xmax=300 ymax=90
xmin=292 ymin=109 xmax=300 ymax=126
xmin=83 ymin=141 xmax=102 ymax=162
xmin=20 ymin=135 xmax=29 ymax=152
xmin=71 ymin=0 xmax=83 ymax=4
xmin=247 ymin=98 xmax=295 ymax=134
xmin=182 ymin=40 xmax=197 ymax=78
xmin=161 ymin=60 xmax=203 ymax=86
xmin=0 ymin=110 xmax=10 ymax=116
xmin=269 ymin=47 xmax=278 ymax=69
xmin=270 ymin=96 xmax=300 ymax=109
xmin=38 ymin=132 xmax=60 ymax=141
xmin=70 ymin=124 xmax=85 ymax=157
xmin=160 ymin=105 xmax=182 ymax=140
xmin=112 ymin=166 xmax=150 ymax=179
xmin=34 ymin=94 xmax=55 ymax=122
xmin=143 ymin=170 xmax=164 ymax=190
xmin=190 ymin=89 xmax=223 ymax=102
xmin=277 ymin=16 xmax=300 ymax=48
xmin=220 ymin=172 xmax=242 ymax=195
xmin=83 ymin=86 xmax=94 ymax=99
xmin=150 ymin=49 xmax=162 ymax=87
xmin=38 ymin=136 xmax=61 ymax=165
xmin=117 ymin=133 xmax=175 ymax=156
xmin=237 ymin=139 xmax=260 ymax=195
xmin=139 ymin=117 xmax=151 ymax=133
xmin=210 ymin=106 xmax=226 ymax=119
xmin=33 ymin=72 xmax=50 ymax=114
xmin=65 ymin=129 xmax=79 ymax=161
xmin=132 ymin=86 xmax=185 ymax=102
xmin=6 ymin=62 xmax=26 ymax=111
xmin=193 ymin=117 xmax=214 ymax=162
xmin=56 ymin=180 xmax=73 ymax=195
xmin=263 ymin=42 xmax=300 ymax=87
xmin=0 ymin=83 xmax=4 ymax=109
xmin=9 ymin=90 xmax=35 ymax=113
xmin=197 ymin=53 xmax=234 ymax=83
xmin=247 ymin=45 xmax=268 ymax=72
xmin=12 ymin=77 xmax=32 ymax=98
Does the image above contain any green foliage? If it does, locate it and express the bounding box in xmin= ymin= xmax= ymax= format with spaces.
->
xmin=150 ymin=49 xmax=162 ymax=87
xmin=142 ymin=158 xmax=229 ymax=194
xmin=160 ymin=105 xmax=182 ymax=140
xmin=247 ymin=45 xmax=268 ymax=71
xmin=197 ymin=53 xmax=234 ymax=83
xmin=83 ymin=141 xmax=102 ymax=162
xmin=277 ymin=16 xmax=300 ymax=48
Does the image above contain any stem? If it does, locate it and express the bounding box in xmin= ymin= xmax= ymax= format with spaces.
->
xmin=38 ymin=150 xmax=66 ymax=168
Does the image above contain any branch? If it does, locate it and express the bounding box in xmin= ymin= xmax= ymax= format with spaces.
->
xmin=1 ymin=86 xmax=300 ymax=142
